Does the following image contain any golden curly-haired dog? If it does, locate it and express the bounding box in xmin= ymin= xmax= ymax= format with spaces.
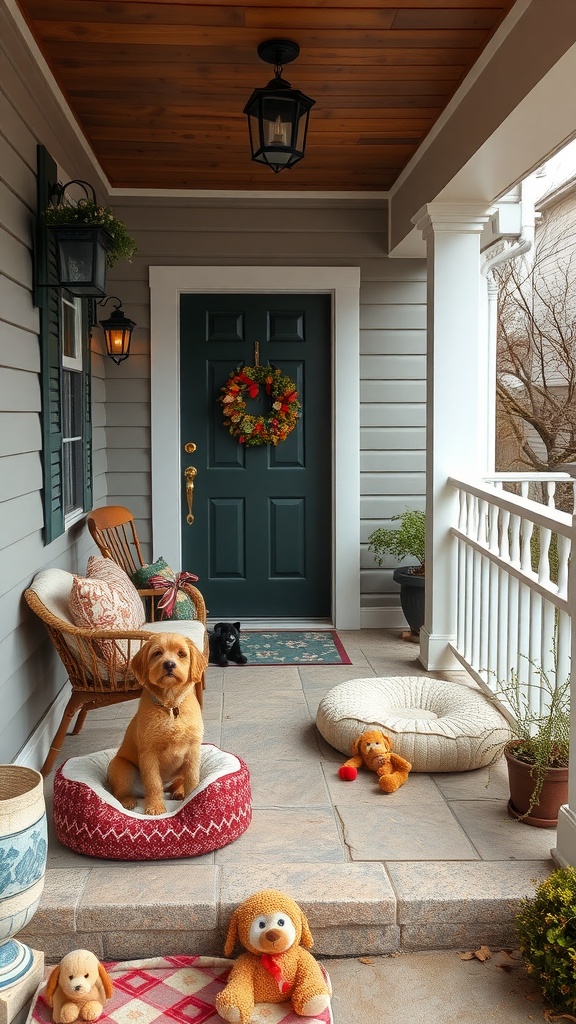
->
xmin=338 ymin=728 xmax=412 ymax=792
xmin=107 ymin=632 xmax=205 ymax=815
xmin=215 ymin=889 xmax=331 ymax=1024
xmin=45 ymin=949 xmax=113 ymax=1023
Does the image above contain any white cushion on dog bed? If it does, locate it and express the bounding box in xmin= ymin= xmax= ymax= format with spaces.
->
xmin=315 ymin=676 xmax=511 ymax=772
xmin=53 ymin=744 xmax=252 ymax=859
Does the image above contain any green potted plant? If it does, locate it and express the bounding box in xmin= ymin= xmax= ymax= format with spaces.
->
xmin=493 ymin=660 xmax=569 ymax=827
xmin=515 ymin=867 xmax=576 ymax=1016
xmin=43 ymin=183 xmax=137 ymax=297
xmin=368 ymin=509 xmax=425 ymax=641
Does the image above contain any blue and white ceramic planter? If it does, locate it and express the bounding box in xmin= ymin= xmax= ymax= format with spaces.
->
xmin=0 ymin=766 xmax=47 ymax=990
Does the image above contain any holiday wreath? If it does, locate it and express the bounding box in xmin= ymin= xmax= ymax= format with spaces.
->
xmin=219 ymin=366 xmax=300 ymax=446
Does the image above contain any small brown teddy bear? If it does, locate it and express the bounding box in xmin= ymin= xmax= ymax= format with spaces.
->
xmin=338 ymin=728 xmax=412 ymax=792
xmin=215 ymin=888 xmax=331 ymax=1024
xmin=45 ymin=949 xmax=113 ymax=1024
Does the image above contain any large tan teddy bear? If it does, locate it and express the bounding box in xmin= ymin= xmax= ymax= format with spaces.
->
xmin=338 ymin=728 xmax=412 ymax=792
xmin=215 ymin=889 xmax=331 ymax=1024
xmin=45 ymin=950 xmax=113 ymax=1024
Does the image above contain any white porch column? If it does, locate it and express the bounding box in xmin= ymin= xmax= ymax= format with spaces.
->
xmin=414 ymin=203 xmax=491 ymax=670
xmin=553 ymin=464 xmax=576 ymax=868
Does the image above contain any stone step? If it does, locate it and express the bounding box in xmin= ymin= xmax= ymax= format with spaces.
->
xmin=19 ymin=859 xmax=551 ymax=962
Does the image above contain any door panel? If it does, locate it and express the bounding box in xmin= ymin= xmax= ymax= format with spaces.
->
xmin=180 ymin=293 xmax=331 ymax=618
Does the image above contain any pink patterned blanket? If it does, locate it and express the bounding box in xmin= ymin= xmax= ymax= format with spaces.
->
xmin=28 ymin=955 xmax=333 ymax=1024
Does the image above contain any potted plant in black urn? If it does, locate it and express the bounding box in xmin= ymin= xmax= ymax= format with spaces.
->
xmin=368 ymin=509 xmax=425 ymax=642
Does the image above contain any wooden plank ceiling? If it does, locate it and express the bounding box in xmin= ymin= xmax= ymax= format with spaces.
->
xmin=16 ymin=0 xmax=518 ymax=192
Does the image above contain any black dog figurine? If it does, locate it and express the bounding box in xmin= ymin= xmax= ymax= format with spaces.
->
xmin=208 ymin=622 xmax=248 ymax=667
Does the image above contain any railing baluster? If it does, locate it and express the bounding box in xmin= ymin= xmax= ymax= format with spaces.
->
xmin=448 ymin=472 xmax=572 ymax=719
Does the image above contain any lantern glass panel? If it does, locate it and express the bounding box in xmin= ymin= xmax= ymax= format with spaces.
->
xmin=51 ymin=226 xmax=110 ymax=298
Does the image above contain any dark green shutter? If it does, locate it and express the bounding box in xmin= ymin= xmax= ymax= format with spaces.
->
xmin=36 ymin=145 xmax=93 ymax=543
xmin=36 ymin=145 xmax=64 ymax=543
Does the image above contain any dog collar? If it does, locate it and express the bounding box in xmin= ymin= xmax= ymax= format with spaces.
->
xmin=143 ymin=684 xmax=193 ymax=718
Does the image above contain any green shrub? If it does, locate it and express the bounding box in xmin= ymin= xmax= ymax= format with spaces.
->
xmin=367 ymin=509 xmax=425 ymax=568
xmin=516 ymin=867 xmax=576 ymax=1015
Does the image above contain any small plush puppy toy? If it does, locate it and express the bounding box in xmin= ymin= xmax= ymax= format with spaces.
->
xmin=45 ymin=949 xmax=113 ymax=1023
xmin=208 ymin=621 xmax=247 ymax=667
xmin=338 ymin=728 xmax=412 ymax=792
xmin=215 ymin=889 xmax=331 ymax=1024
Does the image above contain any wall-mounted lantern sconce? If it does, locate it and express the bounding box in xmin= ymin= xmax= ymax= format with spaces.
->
xmin=44 ymin=180 xmax=112 ymax=298
xmin=244 ymin=39 xmax=315 ymax=173
xmin=98 ymin=296 xmax=136 ymax=364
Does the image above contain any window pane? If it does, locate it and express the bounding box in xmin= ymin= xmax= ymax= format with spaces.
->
xmin=62 ymin=369 xmax=82 ymax=439
xmin=62 ymin=297 xmax=77 ymax=359
xmin=63 ymin=438 xmax=83 ymax=515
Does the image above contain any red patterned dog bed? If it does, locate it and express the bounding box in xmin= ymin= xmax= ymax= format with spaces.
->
xmin=53 ymin=745 xmax=252 ymax=860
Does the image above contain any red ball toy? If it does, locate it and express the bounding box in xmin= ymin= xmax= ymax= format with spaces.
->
xmin=338 ymin=765 xmax=358 ymax=781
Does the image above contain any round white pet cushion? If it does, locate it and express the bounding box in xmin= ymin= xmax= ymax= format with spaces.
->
xmin=53 ymin=744 xmax=252 ymax=859
xmin=316 ymin=676 xmax=511 ymax=772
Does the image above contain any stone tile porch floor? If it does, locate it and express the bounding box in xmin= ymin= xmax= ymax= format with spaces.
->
xmin=22 ymin=628 xmax=554 ymax=971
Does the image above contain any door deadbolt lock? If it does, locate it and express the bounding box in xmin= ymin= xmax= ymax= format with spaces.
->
xmin=184 ymin=442 xmax=197 ymax=453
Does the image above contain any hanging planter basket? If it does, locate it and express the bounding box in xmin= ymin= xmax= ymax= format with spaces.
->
xmin=43 ymin=179 xmax=137 ymax=298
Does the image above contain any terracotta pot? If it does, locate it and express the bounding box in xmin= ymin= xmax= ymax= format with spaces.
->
xmin=504 ymin=742 xmax=568 ymax=828
xmin=0 ymin=766 xmax=47 ymax=989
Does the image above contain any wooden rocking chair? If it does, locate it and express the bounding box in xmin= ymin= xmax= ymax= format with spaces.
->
xmin=87 ymin=505 xmax=165 ymax=620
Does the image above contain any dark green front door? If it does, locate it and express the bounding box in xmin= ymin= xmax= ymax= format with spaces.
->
xmin=180 ymin=293 xmax=331 ymax=618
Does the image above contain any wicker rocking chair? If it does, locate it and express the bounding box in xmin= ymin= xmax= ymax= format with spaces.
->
xmin=24 ymin=567 xmax=207 ymax=776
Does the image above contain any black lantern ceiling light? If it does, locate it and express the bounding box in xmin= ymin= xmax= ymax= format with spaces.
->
xmin=98 ymin=296 xmax=136 ymax=364
xmin=244 ymin=39 xmax=315 ymax=173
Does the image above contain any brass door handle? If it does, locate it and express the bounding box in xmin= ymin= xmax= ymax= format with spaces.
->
xmin=185 ymin=466 xmax=197 ymax=525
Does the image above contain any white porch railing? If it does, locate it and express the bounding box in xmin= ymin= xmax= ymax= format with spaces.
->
xmin=448 ymin=473 xmax=575 ymax=711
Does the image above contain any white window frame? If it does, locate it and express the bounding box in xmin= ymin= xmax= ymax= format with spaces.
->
xmin=61 ymin=293 xmax=85 ymax=528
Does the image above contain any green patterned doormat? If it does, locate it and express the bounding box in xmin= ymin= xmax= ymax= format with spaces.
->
xmin=239 ymin=630 xmax=351 ymax=665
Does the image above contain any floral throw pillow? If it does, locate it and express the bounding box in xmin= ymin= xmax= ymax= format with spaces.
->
xmin=131 ymin=557 xmax=197 ymax=621
xmin=86 ymin=556 xmax=145 ymax=627
xmin=69 ymin=557 xmax=146 ymax=667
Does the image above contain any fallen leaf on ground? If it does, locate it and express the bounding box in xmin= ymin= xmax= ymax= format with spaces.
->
xmin=357 ymin=958 xmax=373 ymax=965
xmin=544 ymin=1012 xmax=576 ymax=1022
xmin=458 ymin=946 xmax=492 ymax=962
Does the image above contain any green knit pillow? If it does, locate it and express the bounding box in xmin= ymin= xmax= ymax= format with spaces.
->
xmin=132 ymin=557 xmax=196 ymax=620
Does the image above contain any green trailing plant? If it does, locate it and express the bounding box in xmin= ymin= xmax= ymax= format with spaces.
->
xmin=43 ymin=199 xmax=137 ymax=267
xmin=368 ymin=509 xmax=426 ymax=572
xmin=515 ymin=867 xmax=576 ymax=1016
xmin=492 ymin=657 xmax=570 ymax=818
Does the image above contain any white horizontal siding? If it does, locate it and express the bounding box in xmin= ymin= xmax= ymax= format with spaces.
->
xmin=0 ymin=24 xmax=109 ymax=765
xmin=0 ymin=451 xmax=42 ymax=501
xmin=361 ymin=330 xmax=426 ymax=355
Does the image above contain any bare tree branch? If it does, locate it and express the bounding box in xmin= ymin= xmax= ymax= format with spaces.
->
xmin=495 ymin=214 xmax=576 ymax=475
